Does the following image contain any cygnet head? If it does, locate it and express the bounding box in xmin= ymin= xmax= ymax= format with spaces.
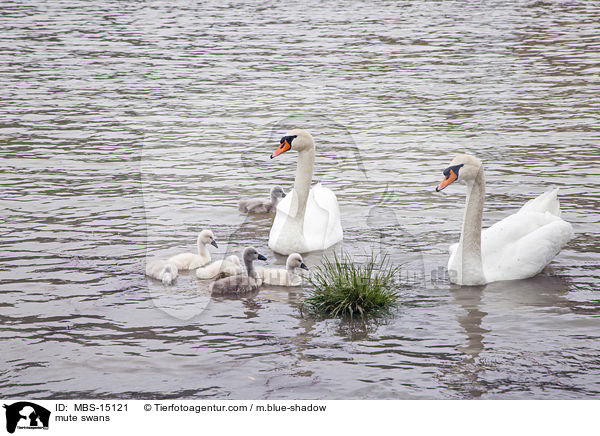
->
xmin=270 ymin=186 xmax=286 ymax=202
xmin=270 ymin=128 xmax=314 ymax=158
xmin=198 ymin=229 xmax=218 ymax=248
xmin=436 ymin=154 xmax=483 ymax=192
xmin=286 ymin=253 xmax=308 ymax=271
xmin=243 ymin=247 xmax=267 ymax=263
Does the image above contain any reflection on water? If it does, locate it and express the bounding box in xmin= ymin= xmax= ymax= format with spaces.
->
xmin=452 ymin=285 xmax=488 ymax=360
xmin=1 ymin=0 xmax=600 ymax=399
xmin=442 ymin=274 xmax=583 ymax=399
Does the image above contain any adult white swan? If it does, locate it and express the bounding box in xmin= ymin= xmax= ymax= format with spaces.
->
xmin=436 ymin=154 xmax=573 ymax=286
xmin=268 ymin=129 xmax=343 ymax=255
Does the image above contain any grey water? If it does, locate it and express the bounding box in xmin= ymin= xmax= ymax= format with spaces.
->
xmin=1 ymin=0 xmax=599 ymax=399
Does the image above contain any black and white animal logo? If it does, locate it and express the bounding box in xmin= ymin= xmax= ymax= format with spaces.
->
xmin=3 ymin=402 xmax=50 ymax=434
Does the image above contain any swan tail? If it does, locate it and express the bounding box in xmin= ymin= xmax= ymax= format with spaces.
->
xmin=519 ymin=188 xmax=561 ymax=216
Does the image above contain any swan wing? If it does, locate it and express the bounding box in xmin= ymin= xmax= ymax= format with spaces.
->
xmin=448 ymin=242 xmax=459 ymax=271
xmin=269 ymin=185 xmax=343 ymax=253
xmin=168 ymin=252 xmax=210 ymax=270
xmin=483 ymin=214 xmax=573 ymax=282
xmin=449 ymin=242 xmax=459 ymax=257
xmin=196 ymin=259 xmax=223 ymax=279
xmin=481 ymin=189 xmax=569 ymax=266
xmin=145 ymin=259 xmax=167 ymax=277
xmin=518 ymin=188 xmax=561 ymax=216
xmin=268 ymin=189 xmax=297 ymax=253
xmin=221 ymin=258 xmax=243 ymax=276
xmin=272 ymin=188 xmax=295 ymax=216
xmin=304 ymin=183 xmax=343 ymax=249
xmin=255 ymin=267 xmax=289 ymax=286
xmin=167 ymin=253 xmax=192 ymax=270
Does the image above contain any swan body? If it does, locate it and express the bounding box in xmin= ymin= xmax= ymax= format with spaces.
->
xmin=210 ymin=247 xmax=267 ymax=295
xmin=168 ymin=229 xmax=218 ymax=270
xmin=196 ymin=255 xmax=243 ymax=279
xmin=238 ymin=186 xmax=286 ymax=214
xmin=255 ymin=253 xmax=308 ymax=286
xmin=268 ymin=129 xmax=343 ymax=255
xmin=437 ymin=154 xmax=573 ymax=285
xmin=145 ymin=260 xmax=178 ymax=285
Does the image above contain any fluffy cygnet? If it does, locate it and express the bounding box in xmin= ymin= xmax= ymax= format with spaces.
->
xmin=168 ymin=229 xmax=218 ymax=270
xmin=255 ymin=253 xmax=308 ymax=286
xmin=238 ymin=186 xmax=286 ymax=214
xmin=196 ymin=255 xmax=243 ymax=279
xmin=210 ymin=247 xmax=267 ymax=295
xmin=145 ymin=259 xmax=179 ymax=285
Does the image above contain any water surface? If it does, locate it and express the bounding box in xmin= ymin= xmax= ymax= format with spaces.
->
xmin=1 ymin=0 xmax=599 ymax=399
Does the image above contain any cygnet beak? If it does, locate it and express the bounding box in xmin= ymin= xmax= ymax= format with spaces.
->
xmin=257 ymin=253 xmax=267 ymax=261
xmin=211 ymin=240 xmax=219 ymax=248
xmin=300 ymin=262 xmax=309 ymax=270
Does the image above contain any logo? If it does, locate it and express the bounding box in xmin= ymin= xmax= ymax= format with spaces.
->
xmin=3 ymin=402 xmax=50 ymax=434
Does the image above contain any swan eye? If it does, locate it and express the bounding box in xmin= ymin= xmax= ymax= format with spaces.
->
xmin=279 ymin=135 xmax=297 ymax=148
xmin=436 ymin=164 xmax=464 ymax=191
xmin=443 ymin=163 xmax=464 ymax=178
xmin=271 ymin=135 xmax=297 ymax=158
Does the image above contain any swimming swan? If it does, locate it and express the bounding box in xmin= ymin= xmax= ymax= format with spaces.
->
xmin=238 ymin=186 xmax=286 ymax=214
xmin=196 ymin=255 xmax=243 ymax=279
xmin=268 ymin=129 xmax=343 ymax=255
xmin=210 ymin=247 xmax=267 ymax=295
xmin=255 ymin=252 xmax=308 ymax=286
xmin=168 ymin=229 xmax=218 ymax=270
xmin=145 ymin=260 xmax=178 ymax=285
xmin=436 ymin=154 xmax=573 ymax=285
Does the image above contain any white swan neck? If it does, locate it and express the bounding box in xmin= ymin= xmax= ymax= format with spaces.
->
xmin=458 ymin=167 xmax=486 ymax=285
xmin=294 ymin=147 xmax=314 ymax=215
xmin=284 ymin=145 xmax=314 ymax=240
xmin=197 ymin=237 xmax=209 ymax=256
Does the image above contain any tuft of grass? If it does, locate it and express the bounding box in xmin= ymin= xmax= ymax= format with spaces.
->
xmin=302 ymin=250 xmax=401 ymax=319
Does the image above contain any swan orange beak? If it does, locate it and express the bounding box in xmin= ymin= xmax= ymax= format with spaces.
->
xmin=270 ymin=139 xmax=291 ymax=159
xmin=436 ymin=169 xmax=457 ymax=192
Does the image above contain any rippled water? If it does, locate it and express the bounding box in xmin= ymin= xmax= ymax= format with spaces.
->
xmin=1 ymin=0 xmax=599 ymax=399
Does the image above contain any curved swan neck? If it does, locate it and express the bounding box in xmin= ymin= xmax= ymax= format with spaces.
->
xmin=458 ymin=167 xmax=486 ymax=285
xmin=294 ymin=146 xmax=315 ymax=217
xmin=197 ymin=237 xmax=208 ymax=256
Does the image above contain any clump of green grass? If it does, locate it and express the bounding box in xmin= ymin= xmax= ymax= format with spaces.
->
xmin=302 ymin=250 xmax=401 ymax=319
